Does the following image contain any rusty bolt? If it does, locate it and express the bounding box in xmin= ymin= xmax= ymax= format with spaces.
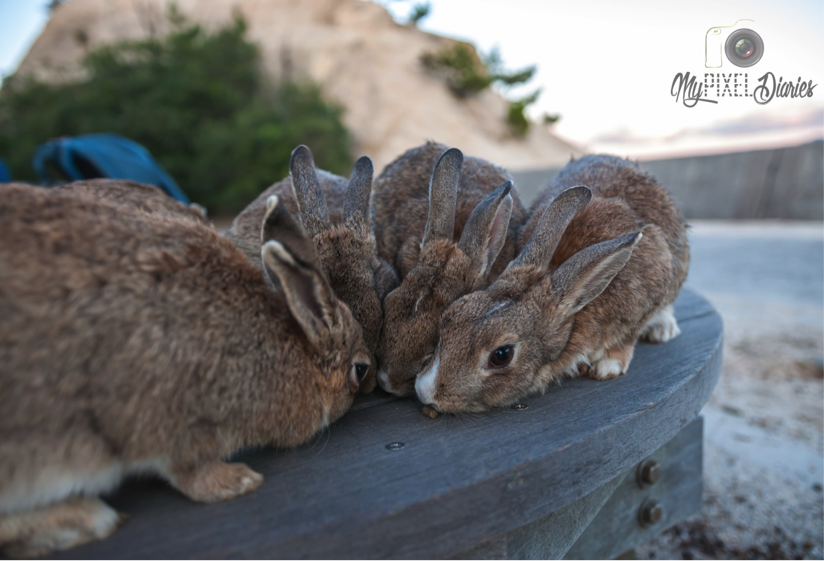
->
xmin=638 ymin=499 xmax=663 ymax=526
xmin=637 ymin=459 xmax=661 ymax=485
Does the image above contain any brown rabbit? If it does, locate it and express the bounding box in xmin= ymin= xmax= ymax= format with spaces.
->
xmin=372 ymin=142 xmax=528 ymax=397
xmin=0 ymin=184 xmax=370 ymax=557
xmin=415 ymin=155 xmax=690 ymax=412
xmin=225 ymin=146 xmax=398 ymax=394
xmin=57 ymin=178 xmax=210 ymax=224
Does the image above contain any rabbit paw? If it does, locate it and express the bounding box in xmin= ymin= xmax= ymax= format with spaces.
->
xmin=590 ymin=358 xmax=625 ymax=380
xmin=587 ymin=342 xmax=635 ymax=381
xmin=0 ymin=497 xmax=123 ymax=558
xmin=173 ymin=461 xmax=263 ymax=503
xmin=640 ymin=305 xmax=681 ymax=343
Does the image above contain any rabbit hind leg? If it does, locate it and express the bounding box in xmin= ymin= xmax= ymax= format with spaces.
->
xmin=640 ymin=304 xmax=681 ymax=343
xmin=0 ymin=497 xmax=122 ymax=558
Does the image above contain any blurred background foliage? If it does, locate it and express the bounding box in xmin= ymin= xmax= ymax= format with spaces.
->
xmin=419 ymin=43 xmax=550 ymax=137
xmin=406 ymin=2 xmax=431 ymax=25
xmin=0 ymin=9 xmax=353 ymax=214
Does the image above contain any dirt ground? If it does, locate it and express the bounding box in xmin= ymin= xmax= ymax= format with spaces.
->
xmin=637 ymin=221 xmax=824 ymax=560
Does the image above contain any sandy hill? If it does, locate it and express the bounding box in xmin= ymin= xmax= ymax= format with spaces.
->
xmin=15 ymin=0 xmax=582 ymax=171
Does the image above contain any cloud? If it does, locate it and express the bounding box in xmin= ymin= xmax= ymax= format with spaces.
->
xmin=589 ymin=126 xmax=660 ymax=144
xmin=697 ymin=107 xmax=823 ymax=136
xmin=590 ymin=107 xmax=824 ymax=146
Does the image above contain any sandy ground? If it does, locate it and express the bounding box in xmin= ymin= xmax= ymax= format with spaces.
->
xmin=638 ymin=221 xmax=824 ymax=560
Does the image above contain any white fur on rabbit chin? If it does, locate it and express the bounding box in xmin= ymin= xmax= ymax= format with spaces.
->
xmin=415 ymin=357 xmax=439 ymax=405
xmin=377 ymin=369 xmax=393 ymax=393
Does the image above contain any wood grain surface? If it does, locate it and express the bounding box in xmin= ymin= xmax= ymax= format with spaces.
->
xmin=563 ymin=417 xmax=704 ymax=560
xmin=53 ymin=287 xmax=723 ymax=560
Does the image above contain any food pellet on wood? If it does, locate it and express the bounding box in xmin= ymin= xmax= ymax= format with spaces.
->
xmin=422 ymin=406 xmax=439 ymax=419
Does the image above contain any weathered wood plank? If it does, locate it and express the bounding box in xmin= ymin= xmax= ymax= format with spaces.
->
xmin=505 ymin=471 xmax=630 ymax=560
xmin=454 ymin=417 xmax=703 ymax=560
xmin=54 ymin=287 xmax=722 ymax=559
xmin=563 ymin=417 xmax=704 ymax=560
xmin=452 ymin=538 xmax=507 ymax=561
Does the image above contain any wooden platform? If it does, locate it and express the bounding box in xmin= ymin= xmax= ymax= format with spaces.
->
xmin=55 ymin=288 xmax=723 ymax=559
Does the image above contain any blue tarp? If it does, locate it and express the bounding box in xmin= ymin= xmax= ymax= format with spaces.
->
xmin=32 ymin=133 xmax=190 ymax=204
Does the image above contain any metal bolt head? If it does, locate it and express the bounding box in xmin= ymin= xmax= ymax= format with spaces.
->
xmin=385 ymin=442 xmax=405 ymax=451
xmin=638 ymin=499 xmax=663 ymax=526
xmin=511 ymin=403 xmax=529 ymax=411
xmin=637 ymin=459 xmax=661 ymax=485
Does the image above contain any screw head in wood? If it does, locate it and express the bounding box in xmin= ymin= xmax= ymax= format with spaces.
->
xmin=637 ymin=459 xmax=661 ymax=485
xmin=638 ymin=499 xmax=663 ymax=526
xmin=385 ymin=442 xmax=405 ymax=451
xmin=511 ymin=403 xmax=529 ymax=410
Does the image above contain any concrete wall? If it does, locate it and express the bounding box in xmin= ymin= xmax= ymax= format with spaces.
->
xmin=510 ymin=141 xmax=823 ymax=220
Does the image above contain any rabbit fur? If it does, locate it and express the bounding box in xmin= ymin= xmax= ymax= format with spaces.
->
xmin=415 ymin=155 xmax=690 ymax=412
xmin=371 ymin=142 xmax=528 ymax=396
xmin=0 ymin=183 xmax=370 ymax=556
xmin=57 ymin=179 xmax=209 ymax=224
xmin=224 ymin=146 xmax=398 ymax=393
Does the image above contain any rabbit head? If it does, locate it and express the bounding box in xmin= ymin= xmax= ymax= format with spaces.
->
xmin=287 ymin=146 xmax=398 ymax=393
xmin=376 ymin=148 xmax=514 ymax=396
xmin=415 ymin=186 xmax=643 ymax=412
xmin=259 ymin=194 xmax=373 ymax=419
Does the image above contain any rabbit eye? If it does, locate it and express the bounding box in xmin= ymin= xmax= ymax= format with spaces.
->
xmin=488 ymin=345 xmax=514 ymax=369
xmin=354 ymin=363 xmax=369 ymax=382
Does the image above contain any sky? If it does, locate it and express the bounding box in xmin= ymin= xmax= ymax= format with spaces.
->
xmin=0 ymin=2 xmax=50 ymax=79
xmin=1 ymin=0 xmax=823 ymax=159
xmin=386 ymin=0 xmax=824 ymax=157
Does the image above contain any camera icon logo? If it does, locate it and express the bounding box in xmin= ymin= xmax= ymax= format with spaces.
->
xmin=705 ymin=19 xmax=764 ymax=68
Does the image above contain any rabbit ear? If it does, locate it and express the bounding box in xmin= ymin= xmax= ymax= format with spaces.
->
xmin=551 ymin=231 xmax=643 ymax=317
xmin=457 ymin=181 xmax=513 ymax=283
xmin=374 ymin=259 xmax=400 ymax=299
xmin=290 ymin=145 xmax=330 ymax=238
xmin=262 ymin=239 xmax=337 ymax=350
xmin=343 ymin=156 xmax=373 ymax=228
xmin=261 ymin=195 xmax=323 ymax=272
xmin=510 ymin=185 xmax=592 ymax=271
xmin=422 ymin=148 xmax=462 ymax=246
